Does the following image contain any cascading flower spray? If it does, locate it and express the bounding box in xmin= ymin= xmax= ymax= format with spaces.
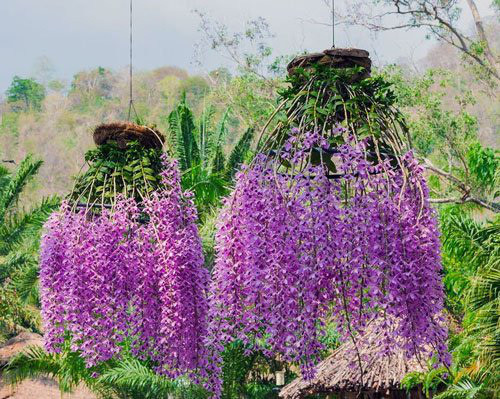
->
xmin=207 ymin=127 xmax=449 ymax=395
xmin=40 ymin=125 xmax=209 ymax=380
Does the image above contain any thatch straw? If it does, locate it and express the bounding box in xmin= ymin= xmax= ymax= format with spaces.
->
xmin=279 ymin=320 xmax=428 ymax=399
xmin=93 ymin=122 xmax=165 ymax=150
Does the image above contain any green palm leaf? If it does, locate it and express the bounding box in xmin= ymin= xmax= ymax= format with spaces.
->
xmin=97 ymin=357 xmax=207 ymax=399
xmin=0 ymin=155 xmax=43 ymax=221
xmin=224 ymin=128 xmax=255 ymax=180
xmin=168 ymin=94 xmax=200 ymax=171
xmin=0 ymin=196 xmax=59 ymax=256
xmin=4 ymin=345 xmax=95 ymax=393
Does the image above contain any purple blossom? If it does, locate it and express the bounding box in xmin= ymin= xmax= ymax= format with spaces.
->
xmin=39 ymin=155 xmax=209 ymax=380
xmin=207 ymin=129 xmax=449 ymax=395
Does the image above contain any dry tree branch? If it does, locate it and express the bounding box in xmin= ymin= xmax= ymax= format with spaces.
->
xmin=316 ymin=0 xmax=499 ymax=80
xmin=424 ymin=159 xmax=500 ymax=213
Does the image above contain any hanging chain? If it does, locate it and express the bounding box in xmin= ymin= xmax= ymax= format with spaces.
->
xmin=128 ymin=0 xmax=138 ymax=121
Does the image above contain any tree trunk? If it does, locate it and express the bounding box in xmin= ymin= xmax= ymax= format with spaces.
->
xmin=465 ymin=0 xmax=498 ymax=74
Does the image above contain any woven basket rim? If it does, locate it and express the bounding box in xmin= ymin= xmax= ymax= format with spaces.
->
xmin=93 ymin=121 xmax=165 ymax=150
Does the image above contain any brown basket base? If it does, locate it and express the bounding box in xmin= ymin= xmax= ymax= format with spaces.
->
xmin=93 ymin=122 xmax=165 ymax=150
xmin=287 ymin=48 xmax=371 ymax=79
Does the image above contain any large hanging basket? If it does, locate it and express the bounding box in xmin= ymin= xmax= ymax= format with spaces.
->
xmin=207 ymin=48 xmax=449 ymax=390
xmin=40 ymin=121 xmax=210 ymax=378
xmin=259 ymin=48 xmax=409 ymax=173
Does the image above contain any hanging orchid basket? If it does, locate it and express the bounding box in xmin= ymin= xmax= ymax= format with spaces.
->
xmin=40 ymin=122 xmax=210 ymax=381
xmin=207 ymin=48 xmax=449 ymax=395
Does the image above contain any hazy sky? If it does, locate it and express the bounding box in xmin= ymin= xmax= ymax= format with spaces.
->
xmin=0 ymin=0 xmax=495 ymax=92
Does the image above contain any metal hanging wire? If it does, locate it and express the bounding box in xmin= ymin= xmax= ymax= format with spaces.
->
xmin=127 ymin=0 xmax=138 ymax=121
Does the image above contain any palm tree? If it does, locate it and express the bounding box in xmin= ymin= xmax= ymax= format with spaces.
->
xmin=168 ymin=95 xmax=255 ymax=222
xmin=0 ymin=156 xmax=59 ymax=340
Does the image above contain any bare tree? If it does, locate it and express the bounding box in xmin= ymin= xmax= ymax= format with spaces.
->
xmin=324 ymin=0 xmax=499 ymax=80
xmin=193 ymin=10 xmax=276 ymax=80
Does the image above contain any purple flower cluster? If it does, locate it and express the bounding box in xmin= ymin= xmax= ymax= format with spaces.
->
xmin=39 ymin=156 xmax=209 ymax=379
xmin=208 ymin=129 xmax=449 ymax=392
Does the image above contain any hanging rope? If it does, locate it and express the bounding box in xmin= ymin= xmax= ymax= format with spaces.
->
xmin=128 ymin=0 xmax=138 ymax=121
xmin=331 ymin=0 xmax=335 ymax=48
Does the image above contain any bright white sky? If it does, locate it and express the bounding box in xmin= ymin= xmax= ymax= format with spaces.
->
xmin=0 ymin=0 xmax=495 ymax=92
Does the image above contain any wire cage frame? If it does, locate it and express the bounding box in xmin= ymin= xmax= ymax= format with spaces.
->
xmin=255 ymin=48 xmax=412 ymax=183
xmin=69 ymin=122 xmax=167 ymax=214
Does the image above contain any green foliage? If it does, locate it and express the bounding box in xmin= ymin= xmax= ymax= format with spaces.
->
xmin=224 ymin=128 xmax=254 ymax=180
xmin=167 ymin=98 xmax=255 ymax=221
xmin=384 ymin=67 xmax=477 ymax=157
xmin=466 ymin=143 xmax=499 ymax=193
xmin=0 ymin=156 xmax=59 ymax=340
xmin=383 ymin=67 xmax=498 ymax=209
xmin=0 ymin=156 xmax=43 ymax=221
xmin=69 ymin=141 xmax=163 ymax=207
xmin=97 ymin=357 xmax=208 ymax=399
xmin=6 ymin=76 xmax=46 ymax=111
xmin=0 ymin=290 xmax=40 ymax=340
xmin=220 ymin=341 xmax=288 ymax=399
xmin=435 ymin=379 xmax=492 ymax=399
xmin=5 ymin=344 xmax=96 ymax=394
xmin=401 ymin=367 xmax=448 ymax=396
xmin=69 ymin=67 xmax=116 ymax=108
xmin=264 ymin=64 xmax=408 ymax=168
xmin=4 ymin=343 xmax=208 ymax=399
xmin=431 ymin=209 xmax=500 ymax=396
xmin=169 ymin=94 xmax=200 ymax=171
xmin=208 ymin=72 xmax=278 ymax=131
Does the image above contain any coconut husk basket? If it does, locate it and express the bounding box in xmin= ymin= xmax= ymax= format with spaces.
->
xmin=93 ymin=122 xmax=165 ymax=150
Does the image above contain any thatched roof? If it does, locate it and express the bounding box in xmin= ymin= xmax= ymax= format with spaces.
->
xmin=93 ymin=122 xmax=165 ymax=150
xmin=279 ymin=323 xmax=427 ymax=399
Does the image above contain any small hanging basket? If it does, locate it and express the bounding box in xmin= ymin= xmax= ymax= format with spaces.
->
xmin=93 ymin=121 xmax=165 ymax=150
xmin=69 ymin=122 xmax=167 ymax=211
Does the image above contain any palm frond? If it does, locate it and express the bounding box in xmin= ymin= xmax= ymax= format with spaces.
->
xmin=168 ymin=94 xmax=200 ymax=171
xmin=4 ymin=346 xmax=61 ymax=385
xmin=198 ymin=104 xmax=216 ymax=166
xmin=0 ymin=155 xmax=43 ymax=221
xmin=210 ymin=146 xmax=226 ymax=175
xmin=0 ymin=165 xmax=11 ymax=191
xmin=209 ymin=109 xmax=231 ymax=174
xmin=97 ymin=357 xmax=208 ymax=399
xmin=211 ymin=108 xmax=231 ymax=152
xmin=4 ymin=345 xmax=95 ymax=394
xmin=224 ymin=128 xmax=255 ymax=180
xmin=0 ymin=289 xmax=41 ymax=334
xmin=0 ymin=251 xmax=36 ymax=285
xmin=9 ymin=262 xmax=41 ymax=305
xmin=182 ymin=164 xmax=228 ymax=219
xmin=435 ymin=379 xmax=486 ymax=399
xmin=442 ymin=215 xmax=498 ymax=271
xmin=0 ymin=196 xmax=59 ymax=256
